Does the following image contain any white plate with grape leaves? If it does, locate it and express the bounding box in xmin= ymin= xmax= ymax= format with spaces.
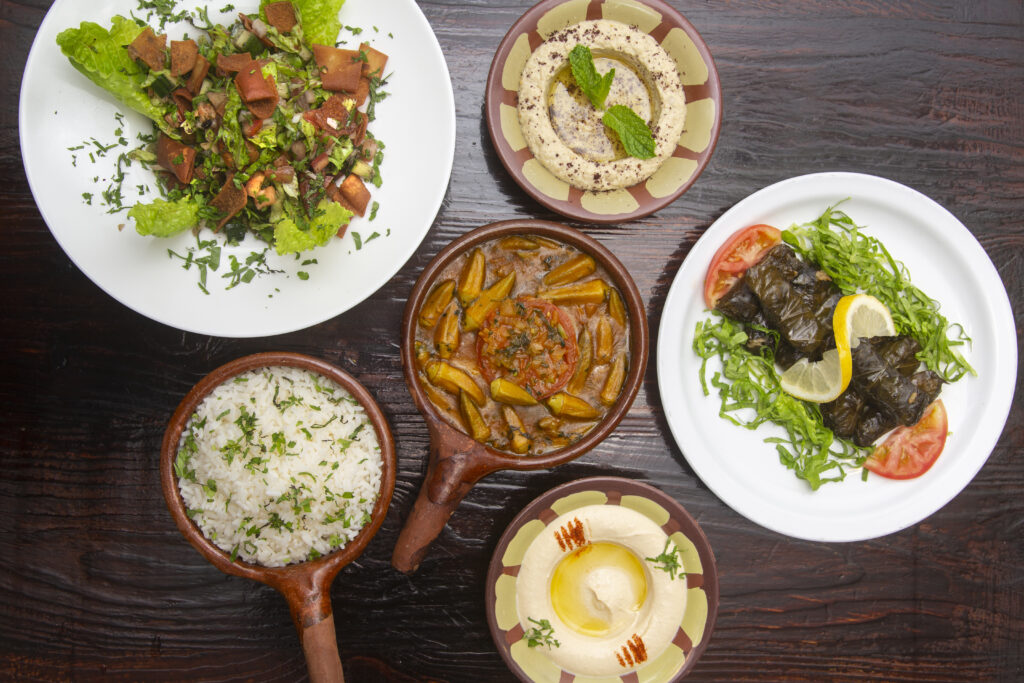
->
xmin=657 ymin=172 xmax=1016 ymax=542
xmin=19 ymin=0 xmax=455 ymax=338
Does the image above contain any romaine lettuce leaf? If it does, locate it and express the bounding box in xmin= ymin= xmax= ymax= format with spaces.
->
xmin=129 ymin=197 xmax=201 ymax=237
xmin=274 ymin=200 xmax=352 ymax=254
xmin=264 ymin=0 xmax=347 ymax=48
xmin=56 ymin=16 xmax=178 ymax=137
xmin=217 ymin=86 xmax=250 ymax=169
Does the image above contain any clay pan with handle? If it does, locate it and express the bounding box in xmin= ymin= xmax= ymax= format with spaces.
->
xmin=161 ymin=352 xmax=396 ymax=683
xmin=392 ymin=219 xmax=648 ymax=573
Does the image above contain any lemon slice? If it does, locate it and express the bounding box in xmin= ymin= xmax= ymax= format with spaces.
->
xmin=778 ymin=294 xmax=895 ymax=403
xmin=833 ymin=293 xmax=897 ymax=351
xmin=779 ymin=348 xmax=850 ymax=403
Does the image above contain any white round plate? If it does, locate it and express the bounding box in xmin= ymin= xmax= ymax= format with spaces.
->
xmin=20 ymin=0 xmax=455 ymax=337
xmin=657 ymin=172 xmax=1016 ymax=542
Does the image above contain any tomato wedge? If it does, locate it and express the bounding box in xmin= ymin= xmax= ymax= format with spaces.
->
xmin=864 ymin=400 xmax=948 ymax=479
xmin=703 ymin=224 xmax=782 ymax=308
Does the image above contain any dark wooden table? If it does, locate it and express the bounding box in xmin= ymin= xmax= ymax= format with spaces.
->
xmin=2 ymin=1 xmax=1022 ymax=681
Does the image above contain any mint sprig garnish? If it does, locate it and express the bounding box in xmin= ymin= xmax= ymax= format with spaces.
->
xmin=569 ymin=44 xmax=614 ymax=109
xmin=602 ymin=105 xmax=656 ymax=159
xmin=566 ymin=44 xmax=656 ymax=160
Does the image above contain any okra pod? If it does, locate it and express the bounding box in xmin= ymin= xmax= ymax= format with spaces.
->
xmin=537 ymin=279 xmax=607 ymax=306
xmin=594 ymin=316 xmax=614 ymax=363
xmin=567 ymin=327 xmax=592 ymax=395
xmin=459 ymin=390 xmax=491 ymax=442
xmin=607 ymin=287 xmax=627 ymax=327
xmin=546 ymin=392 xmax=600 ymax=419
xmin=489 ymin=378 xmax=538 ymax=406
xmin=537 ymin=417 xmax=562 ymax=436
xmin=434 ymin=302 xmax=461 ymax=359
xmin=543 ymin=254 xmax=596 ymax=286
xmin=425 ymin=361 xmax=485 ymax=405
xmin=419 ymin=279 xmax=455 ymax=328
xmin=502 ymin=406 xmax=531 ymax=454
xmin=463 ymin=272 xmax=516 ymax=331
xmin=457 ymin=248 xmax=486 ymax=306
xmin=499 ymin=236 xmax=539 ymax=250
xmin=599 ymin=353 xmax=627 ymax=406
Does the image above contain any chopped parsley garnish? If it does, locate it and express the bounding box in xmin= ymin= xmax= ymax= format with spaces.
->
xmin=523 ymin=618 xmax=560 ymax=648
xmin=645 ymin=539 xmax=687 ymax=580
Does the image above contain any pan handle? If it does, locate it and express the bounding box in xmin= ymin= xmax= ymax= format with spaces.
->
xmin=285 ymin=572 xmax=346 ymax=683
xmin=299 ymin=615 xmax=344 ymax=683
xmin=392 ymin=428 xmax=501 ymax=573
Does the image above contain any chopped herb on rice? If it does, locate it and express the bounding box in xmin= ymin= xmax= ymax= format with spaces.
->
xmin=176 ymin=366 xmax=381 ymax=567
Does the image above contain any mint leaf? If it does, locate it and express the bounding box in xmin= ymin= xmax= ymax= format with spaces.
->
xmin=568 ymin=45 xmax=614 ymax=110
xmin=603 ymin=105 xmax=656 ymax=159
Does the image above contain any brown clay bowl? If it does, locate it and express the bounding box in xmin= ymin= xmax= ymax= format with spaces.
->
xmin=392 ymin=220 xmax=649 ymax=573
xmin=160 ymin=352 xmax=396 ymax=683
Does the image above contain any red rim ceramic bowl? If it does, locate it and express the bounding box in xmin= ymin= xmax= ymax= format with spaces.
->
xmin=485 ymin=0 xmax=722 ymax=223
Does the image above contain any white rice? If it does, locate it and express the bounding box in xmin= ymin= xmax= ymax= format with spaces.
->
xmin=175 ymin=366 xmax=382 ymax=567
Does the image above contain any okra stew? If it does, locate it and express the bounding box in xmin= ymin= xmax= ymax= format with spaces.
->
xmin=413 ymin=233 xmax=632 ymax=456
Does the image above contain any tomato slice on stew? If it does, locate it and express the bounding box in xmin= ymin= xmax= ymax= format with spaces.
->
xmin=864 ymin=400 xmax=948 ymax=480
xmin=477 ymin=297 xmax=578 ymax=399
xmin=703 ymin=223 xmax=782 ymax=308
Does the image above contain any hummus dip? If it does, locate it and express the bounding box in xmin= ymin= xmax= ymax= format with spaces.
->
xmin=517 ymin=19 xmax=686 ymax=192
xmin=516 ymin=504 xmax=687 ymax=676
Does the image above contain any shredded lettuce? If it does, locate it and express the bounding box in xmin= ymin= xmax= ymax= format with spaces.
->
xmin=129 ymin=197 xmax=201 ymax=237
xmin=249 ymin=123 xmax=280 ymax=150
xmin=217 ymin=86 xmax=250 ymax=170
xmin=56 ymin=16 xmax=178 ymax=137
xmin=274 ymin=200 xmax=352 ymax=255
xmin=694 ymin=314 xmax=868 ymax=490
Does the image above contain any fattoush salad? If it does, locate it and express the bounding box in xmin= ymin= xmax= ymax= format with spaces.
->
xmin=57 ymin=0 xmax=389 ymax=289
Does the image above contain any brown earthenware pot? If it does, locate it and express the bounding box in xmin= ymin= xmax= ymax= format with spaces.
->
xmin=160 ymin=352 xmax=396 ymax=683
xmin=392 ymin=220 xmax=648 ymax=573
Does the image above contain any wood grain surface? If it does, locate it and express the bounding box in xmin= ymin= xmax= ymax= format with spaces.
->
xmin=1 ymin=0 xmax=1022 ymax=681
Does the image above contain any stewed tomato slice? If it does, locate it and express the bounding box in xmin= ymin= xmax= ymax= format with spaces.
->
xmin=864 ymin=400 xmax=948 ymax=480
xmin=477 ymin=297 xmax=578 ymax=400
xmin=703 ymin=223 xmax=782 ymax=308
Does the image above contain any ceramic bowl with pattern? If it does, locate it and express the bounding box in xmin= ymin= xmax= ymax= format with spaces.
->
xmin=485 ymin=0 xmax=722 ymax=223
xmin=486 ymin=476 xmax=718 ymax=682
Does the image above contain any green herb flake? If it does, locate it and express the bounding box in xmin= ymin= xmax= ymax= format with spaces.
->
xmin=645 ymin=539 xmax=687 ymax=580
xmin=522 ymin=617 xmax=560 ymax=649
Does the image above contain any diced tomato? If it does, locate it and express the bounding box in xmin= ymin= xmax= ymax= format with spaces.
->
xmin=477 ymin=298 xmax=578 ymax=399
xmin=864 ymin=400 xmax=948 ymax=479
xmin=243 ymin=118 xmax=263 ymax=138
xmin=703 ymin=223 xmax=782 ymax=308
